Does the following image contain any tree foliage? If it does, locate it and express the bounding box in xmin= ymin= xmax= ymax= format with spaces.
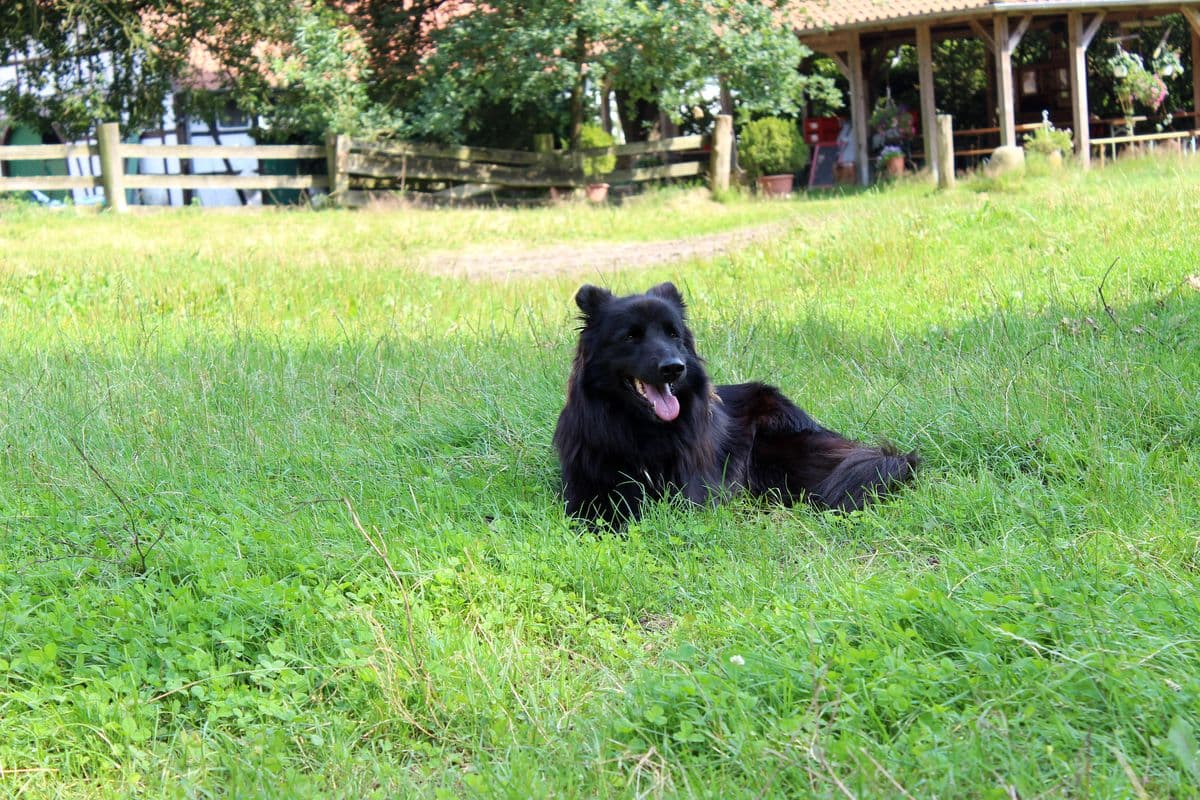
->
xmin=0 ymin=1 xmax=393 ymax=141
xmin=0 ymin=1 xmax=177 ymax=138
xmin=409 ymin=0 xmax=818 ymax=144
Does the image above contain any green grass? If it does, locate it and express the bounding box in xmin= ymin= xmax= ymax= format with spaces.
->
xmin=2 ymin=161 xmax=1199 ymax=798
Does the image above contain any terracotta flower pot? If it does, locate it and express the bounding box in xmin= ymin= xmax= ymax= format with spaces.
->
xmin=883 ymin=156 xmax=906 ymax=178
xmin=756 ymin=174 xmax=794 ymax=198
xmin=585 ymin=183 xmax=609 ymax=203
xmin=834 ymin=163 xmax=856 ymax=184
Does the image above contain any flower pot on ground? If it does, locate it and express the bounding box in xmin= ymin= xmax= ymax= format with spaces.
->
xmin=585 ymin=183 xmax=609 ymax=203
xmin=877 ymin=146 xmax=906 ymax=179
xmin=738 ymin=117 xmax=808 ymax=198
xmin=834 ymin=162 xmax=856 ymax=184
xmin=577 ymin=124 xmax=616 ymax=202
xmin=1022 ymin=116 xmax=1073 ymax=169
xmin=756 ymin=174 xmax=794 ymax=197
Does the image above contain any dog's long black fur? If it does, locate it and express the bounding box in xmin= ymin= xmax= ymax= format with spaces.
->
xmin=553 ymin=283 xmax=917 ymax=525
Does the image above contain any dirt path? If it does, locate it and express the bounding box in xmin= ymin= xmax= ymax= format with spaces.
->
xmin=417 ymin=222 xmax=789 ymax=280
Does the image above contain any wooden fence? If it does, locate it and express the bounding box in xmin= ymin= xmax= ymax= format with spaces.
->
xmin=942 ymin=110 xmax=1200 ymax=166
xmin=0 ymin=118 xmax=731 ymax=211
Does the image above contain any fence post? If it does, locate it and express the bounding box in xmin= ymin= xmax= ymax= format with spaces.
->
xmin=97 ymin=122 xmax=127 ymax=213
xmin=710 ymin=114 xmax=732 ymax=195
xmin=936 ymin=114 xmax=956 ymax=190
xmin=325 ymin=133 xmax=350 ymax=204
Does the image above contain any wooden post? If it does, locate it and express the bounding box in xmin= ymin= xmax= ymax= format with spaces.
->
xmin=1185 ymin=8 xmax=1200 ymax=122
xmin=1068 ymin=12 xmax=1104 ymax=168
xmin=916 ymin=23 xmax=938 ymax=181
xmin=847 ymin=32 xmax=871 ymax=185
xmin=936 ymin=114 xmax=955 ymax=190
xmin=325 ymin=132 xmax=349 ymax=203
xmin=97 ymin=121 xmax=127 ymax=213
xmin=993 ymin=15 xmax=1016 ymax=148
xmin=172 ymin=94 xmax=193 ymax=206
xmin=532 ymin=134 xmax=554 ymax=153
xmin=709 ymin=114 xmax=732 ymax=194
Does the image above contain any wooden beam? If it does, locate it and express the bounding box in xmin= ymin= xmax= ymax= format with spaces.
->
xmin=123 ymin=174 xmax=330 ymax=190
xmin=607 ymin=161 xmax=704 ymax=184
xmin=0 ymin=143 xmax=98 ymax=161
xmin=1068 ymin=11 xmax=1092 ymax=168
xmin=798 ymin=33 xmax=852 ymax=55
xmin=1183 ymin=6 xmax=1200 ymax=36
xmin=969 ymin=19 xmax=996 ymax=53
xmin=347 ymin=152 xmax=580 ymax=188
xmin=433 ymin=183 xmax=500 ymax=199
xmin=994 ymin=16 xmax=1016 ymax=147
xmin=916 ymin=23 xmax=939 ymax=181
xmin=1090 ymin=129 xmax=1199 ymax=146
xmin=847 ymin=32 xmax=871 ymax=185
xmin=1184 ymin=4 xmax=1200 ymax=119
xmin=118 ymin=143 xmax=325 ymax=160
xmin=349 ymin=139 xmax=549 ymax=166
xmin=1082 ymin=12 xmax=1106 ymax=48
xmin=1192 ymin=17 xmax=1200 ymax=122
xmin=1010 ymin=15 xmax=1033 ymax=50
xmin=829 ymin=53 xmax=850 ymax=80
xmin=0 ymin=175 xmax=100 ymax=192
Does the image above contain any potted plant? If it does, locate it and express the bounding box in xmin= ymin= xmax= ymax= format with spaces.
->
xmin=1022 ymin=113 xmax=1074 ymax=168
xmin=577 ymin=124 xmax=616 ymax=203
xmin=868 ymin=96 xmax=916 ymax=181
xmin=877 ymin=145 xmax=906 ymax=178
xmin=739 ymin=117 xmax=809 ymax=197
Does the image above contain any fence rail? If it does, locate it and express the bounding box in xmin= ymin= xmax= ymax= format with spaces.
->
xmin=0 ymin=120 xmax=729 ymax=211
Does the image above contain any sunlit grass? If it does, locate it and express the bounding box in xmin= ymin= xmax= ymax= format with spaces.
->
xmin=2 ymin=157 xmax=1199 ymax=798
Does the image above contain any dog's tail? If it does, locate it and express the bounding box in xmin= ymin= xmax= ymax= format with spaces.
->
xmin=811 ymin=441 xmax=918 ymax=512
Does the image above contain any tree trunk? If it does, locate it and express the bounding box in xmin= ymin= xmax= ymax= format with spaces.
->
xmin=613 ymin=89 xmax=661 ymax=143
xmin=568 ymin=27 xmax=587 ymax=150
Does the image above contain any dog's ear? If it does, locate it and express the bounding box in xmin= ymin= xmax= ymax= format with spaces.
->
xmin=575 ymin=285 xmax=614 ymax=317
xmin=647 ymin=282 xmax=685 ymax=310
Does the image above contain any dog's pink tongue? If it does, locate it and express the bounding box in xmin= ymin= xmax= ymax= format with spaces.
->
xmin=644 ymin=383 xmax=680 ymax=422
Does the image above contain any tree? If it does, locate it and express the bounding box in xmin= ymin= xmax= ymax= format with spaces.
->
xmin=409 ymin=0 xmax=818 ymax=146
xmin=0 ymin=1 xmax=394 ymax=141
xmin=0 ymin=1 xmax=178 ymax=138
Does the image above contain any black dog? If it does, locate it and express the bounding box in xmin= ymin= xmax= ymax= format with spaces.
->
xmin=553 ymin=283 xmax=917 ymax=525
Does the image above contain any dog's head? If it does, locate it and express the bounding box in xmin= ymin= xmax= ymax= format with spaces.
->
xmin=569 ymin=282 xmax=706 ymax=423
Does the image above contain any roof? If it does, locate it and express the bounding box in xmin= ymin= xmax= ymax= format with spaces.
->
xmin=794 ymin=0 xmax=989 ymax=32
xmin=791 ymin=0 xmax=1193 ymax=34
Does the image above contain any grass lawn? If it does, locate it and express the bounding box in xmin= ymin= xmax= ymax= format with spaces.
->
xmin=2 ymin=159 xmax=1199 ymax=798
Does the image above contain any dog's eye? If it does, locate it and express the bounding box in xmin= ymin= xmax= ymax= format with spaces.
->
xmin=665 ymin=325 xmax=681 ymax=339
xmin=624 ymin=328 xmax=643 ymax=342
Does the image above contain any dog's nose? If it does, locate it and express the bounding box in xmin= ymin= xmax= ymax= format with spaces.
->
xmin=658 ymin=359 xmax=685 ymax=384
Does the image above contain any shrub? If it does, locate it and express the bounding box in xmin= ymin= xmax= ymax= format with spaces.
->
xmin=578 ymin=124 xmax=616 ymax=179
xmin=1023 ymin=122 xmax=1074 ymax=156
xmin=738 ymin=118 xmax=809 ymax=180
